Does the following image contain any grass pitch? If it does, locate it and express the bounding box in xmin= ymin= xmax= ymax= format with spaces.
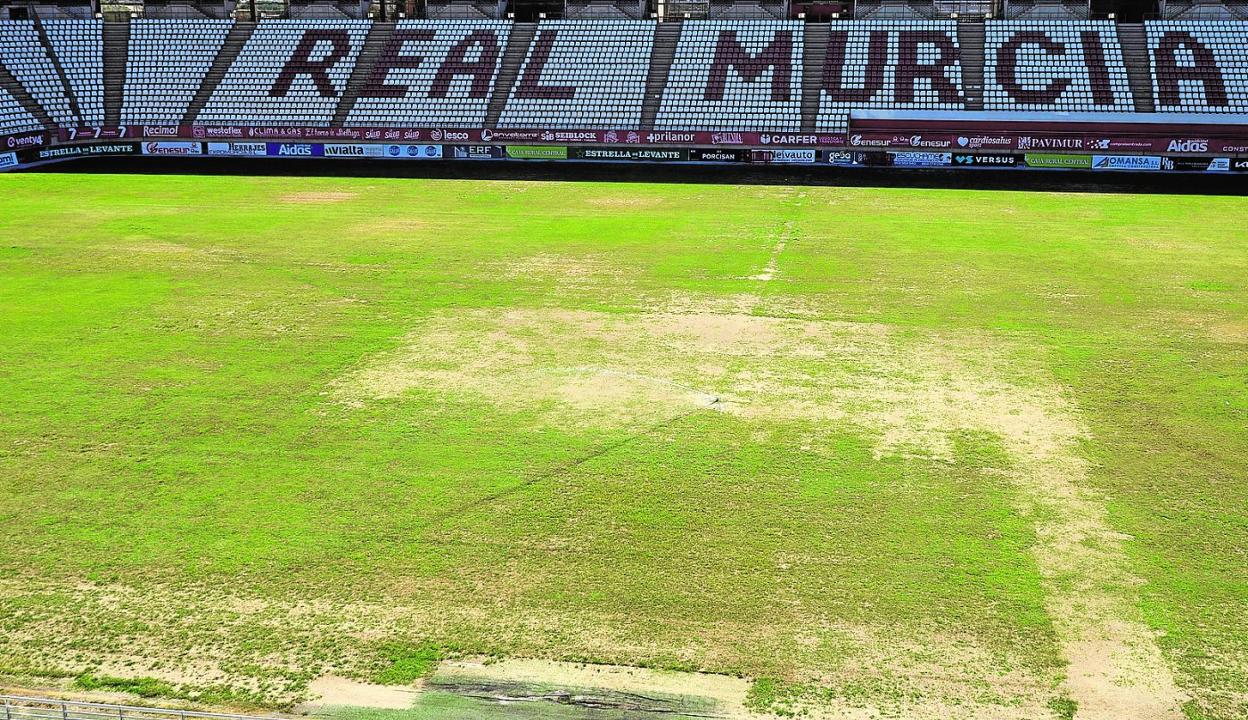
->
xmin=0 ymin=173 xmax=1245 ymax=720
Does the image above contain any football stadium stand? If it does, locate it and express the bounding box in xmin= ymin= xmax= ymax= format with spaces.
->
xmin=1 ymin=14 xmax=1248 ymax=170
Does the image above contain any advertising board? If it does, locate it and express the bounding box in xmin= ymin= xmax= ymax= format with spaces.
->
xmin=207 ymin=142 xmax=268 ymax=157
xmin=450 ymin=145 xmax=505 ymax=159
xmin=572 ymin=147 xmax=688 ymax=161
xmin=0 ymin=151 xmax=17 ymax=170
xmin=382 ymin=144 xmax=442 ymax=159
xmin=1162 ymin=157 xmax=1230 ymax=172
xmin=689 ymin=148 xmax=748 ymax=162
xmin=141 ymin=141 xmax=203 ymax=156
xmin=506 ymin=146 xmax=569 ymax=160
xmin=323 ymin=143 xmax=386 ymax=158
xmin=1092 ymin=155 xmax=1162 ymax=171
xmin=952 ymin=153 xmax=1020 ymax=167
xmin=1024 ymin=154 xmax=1093 ymax=169
xmin=266 ymin=143 xmax=323 ymax=157
xmin=889 ymin=152 xmax=952 ymax=167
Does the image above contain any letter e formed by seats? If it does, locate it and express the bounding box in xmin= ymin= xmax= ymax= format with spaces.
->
xmin=271 ymin=29 xmax=353 ymax=98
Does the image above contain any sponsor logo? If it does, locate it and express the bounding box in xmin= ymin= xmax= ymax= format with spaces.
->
xmin=1018 ymin=136 xmax=1085 ymax=151
xmin=848 ymin=134 xmax=891 ymax=148
xmin=141 ymin=125 xmax=180 ymax=138
xmin=1231 ymin=159 xmax=1248 ymax=172
xmin=1166 ymin=139 xmax=1209 ymax=153
xmin=206 ymin=142 xmax=268 ymax=157
xmin=5 ymin=133 xmax=44 ymax=149
xmin=824 ymin=151 xmax=856 ymax=166
xmin=451 ymin=145 xmax=502 ymax=159
xmin=1092 ymin=155 xmax=1162 ymax=171
xmin=646 ymin=131 xmax=696 ymax=144
xmin=380 ymin=144 xmax=442 ymax=159
xmin=711 ymin=132 xmax=744 ymax=145
xmin=506 ymin=145 xmax=568 ymax=160
xmin=0 ymin=152 xmax=17 ymax=169
xmin=142 ymin=141 xmax=202 ymax=156
xmin=690 ymin=148 xmax=745 ymax=162
xmin=953 ymin=153 xmax=1019 ymax=167
xmin=1025 ymin=153 xmax=1093 ymax=169
xmin=200 ymin=126 xmax=244 ymax=138
xmin=604 ymin=131 xmax=619 ymax=144
xmin=480 ymin=128 xmax=493 ymax=141
xmin=890 ymin=152 xmax=952 ymax=167
xmin=769 ymin=148 xmax=817 ymax=163
xmin=908 ymin=135 xmax=951 ymax=149
xmin=323 ymin=144 xmax=385 ymax=158
xmin=762 ymin=134 xmax=818 ymax=146
xmin=956 ymin=136 xmax=1012 ymax=149
xmin=267 ymin=143 xmax=318 ymax=157
xmin=1207 ymin=157 xmax=1231 ymax=172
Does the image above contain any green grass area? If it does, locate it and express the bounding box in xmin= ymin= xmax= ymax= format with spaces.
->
xmin=0 ymin=174 xmax=1244 ymax=719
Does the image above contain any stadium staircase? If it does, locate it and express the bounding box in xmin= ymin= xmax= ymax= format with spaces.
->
xmin=0 ymin=56 xmax=57 ymax=131
xmin=102 ymin=18 xmax=129 ymax=128
xmin=957 ymin=19 xmax=986 ymax=110
xmin=182 ymin=21 xmax=255 ymax=125
xmin=800 ymin=22 xmax=829 ymax=132
xmin=332 ymin=22 xmax=395 ymax=126
xmin=1117 ymin=24 xmax=1157 ymax=113
xmin=483 ymin=22 xmax=536 ymax=127
xmin=639 ymin=18 xmax=682 ymax=130
xmin=33 ymin=17 xmax=84 ymax=125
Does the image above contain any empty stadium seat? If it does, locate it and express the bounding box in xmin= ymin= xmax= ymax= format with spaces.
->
xmin=123 ymin=19 xmax=234 ymax=125
xmin=199 ymin=20 xmax=369 ymax=126
xmin=657 ymin=20 xmax=803 ymax=132
xmin=1146 ymin=20 xmax=1248 ymax=112
xmin=346 ymin=20 xmax=510 ymax=127
xmin=0 ymin=21 xmax=76 ymax=127
xmin=0 ymin=84 xmax=43 ymax=135
xmin=498 ymin=20 xmax=655 ymax=129
xmin=984 ymin=21 xmax=1133 ymax=111
xmin=41 ymin=20 xmax=103 ymax=127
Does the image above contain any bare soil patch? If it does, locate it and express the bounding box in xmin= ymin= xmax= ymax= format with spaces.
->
xmin=334 ymin=298 xmax=1187 ymax=719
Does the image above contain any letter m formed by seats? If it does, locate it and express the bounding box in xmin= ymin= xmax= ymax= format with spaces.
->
xmin=704 ymin=30 xmax=793 ymax=103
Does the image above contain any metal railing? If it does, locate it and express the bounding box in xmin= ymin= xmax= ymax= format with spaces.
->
xmin=0 ymin=696 xmax=274 ymax=720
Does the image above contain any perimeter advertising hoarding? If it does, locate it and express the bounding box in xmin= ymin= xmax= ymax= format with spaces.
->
xmin=31 ymin=142 xmax=138 ymax=162
xmin=1024 ymin=154 xmax=1094 ymax=169
xmin=450 ymin=145 xmax=505 ymax=159
xmin=382 ymin=144 xmax=442 ymax=159
xmin=3 ymin=130 xmax=47 ymax=151
xmin=207 ymin=142 xmax=268 ymax=157
xmin=689 ymin=148 xmax=748 ymax=162
xmin=323 ymin=143 xmax=387 ymax=158
xmin=1092 ymin=155 xmax=1162 ymax=171
xmin=572 ymin=147 xmax=688 ymax=161
xmin=267 ymin=143 xmax=324 ymax=157
xmin=823 ymin=151 xmax=862 ymax=166
xmin=0 ymin=152 xmax=17 ymax=170
xmin=1161 ymin=157 xmax=1230 ymax=172
xmin=751 ymin=149 xmax=817 ymax=164
xmin=952 ymin=153 xmax=1020 ymax=167
xmin=140 ymin=141 xmax=203 ymax=156
xmin=506 ymin=146 xmax=569 ymax=160
xmin=889 ymin=152 xmax=952 ymax=167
